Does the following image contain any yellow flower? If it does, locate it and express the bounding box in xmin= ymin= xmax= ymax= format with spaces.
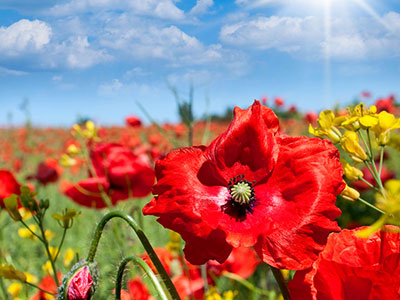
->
xmin=18 ymin=225 xmax=38 ymax=240
xmin=52 ymin=209 xmax=80 ymax=229
xmin=24 ymin=272 xmax=38 ymax=284
xmin=45 ymin=230 xmax=55 ymax=241
xmin=47 ymin=247 xmax=58 ymax=261
xmin=340 ymin=131 xmax=368 ymax=162
xmin=19 ymin=208 xmax=32 ymax=221
xmin=341 ymin=160 xmax=363 ymax=181
xmin=60 ymin=154 xmax=77 ymax=167
xmin=66 ymin=144 xmax=80 ymax=156
xmin=8 ymin=282 xmax=22 ymax=298
xmin=309 ymin=110 xmax=342 ymax=143
xmin=0 ymin=265 xmax=26 ymax=282
xmin=72 ymin=120 xmax=98 ymax=140
xmin=166 ymin=231 xmax=181 ymax=255
xmin=340 ymin=184 xmax=360 ymax=202
xmin=42 ymin=261 xmax=54 ymax=276
xmin=373 ymin=111 xmax=400 ymax=145
xmin=63 ymin=249 xmax=75 ymax=267
xmin=206 ymin=288 xmax=237 ymax=300
xmin=336 ymin=103 xmax=378 ymax=130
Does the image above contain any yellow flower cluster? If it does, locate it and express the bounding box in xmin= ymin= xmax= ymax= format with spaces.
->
xmin=206 ymin=288 xmax=238 ymax=300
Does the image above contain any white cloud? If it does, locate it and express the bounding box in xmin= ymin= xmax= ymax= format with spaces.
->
xmin=190 ymin=0 xmax=214 ymax=15
xmin=48 ymin=0 xmax=184 ymax=20
xmin=0 ymin=66 xmax=28 ymax=76
xmin=220 ymin=12 xmax=400 ymax=60
xmin=0 ymin=19 xmax=51 ymax=55
xmin=98 ymin=78 xmax=123 ymax=95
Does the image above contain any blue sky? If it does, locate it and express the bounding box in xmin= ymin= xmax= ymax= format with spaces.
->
xmin=0 ymin=0 xmax=399 ymax=126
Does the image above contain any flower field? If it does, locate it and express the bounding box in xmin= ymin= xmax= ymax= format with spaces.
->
xmin=1 ymin=95 xmax=400 ymax=300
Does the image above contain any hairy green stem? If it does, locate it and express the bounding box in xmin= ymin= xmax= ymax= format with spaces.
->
xmin=269 ymin=266 xmax=290 ymax=300
xmin=86 ymin=211 xmax=180 ymax=300
xmin=115 ymin=256 xmax=168 ymax=300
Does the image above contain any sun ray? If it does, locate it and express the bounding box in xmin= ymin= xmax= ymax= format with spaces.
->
xmin=351 ymin=0 xmax=392 ymax=32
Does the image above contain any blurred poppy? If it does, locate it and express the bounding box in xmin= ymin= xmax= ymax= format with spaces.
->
xmin=27 ymin=158 xmax=62 ymax=185
xmin=125 ymin=116 xmax=142 ymax=128
xmin=0 ymin=170 xmax=21 ymax=208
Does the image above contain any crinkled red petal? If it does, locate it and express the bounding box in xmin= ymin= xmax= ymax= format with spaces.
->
xmin=254 ymin=136 xmax=344 ymax=270
xmin=289 ymin=226 xmax=400 ymax=300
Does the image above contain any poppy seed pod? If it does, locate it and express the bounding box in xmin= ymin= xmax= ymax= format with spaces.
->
xmin=57 ymin=260 xmax=99 ymax=300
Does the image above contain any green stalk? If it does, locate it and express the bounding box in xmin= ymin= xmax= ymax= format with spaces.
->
xmin=358 ymin=197 xmax=385 ymax=214
xmin=19 ymin=220 xmax=44 ymax=242
xmin=378 ymin=146 xmax=384 ymax=177
xmin=115 ymin=256 xmax=168 ymax=300
xmin=0 ymin=277 xmax=9 ymax=300
xmin=53 ymin=228 xmax=67 ymax=263
xmin=37 ymin=221 xmax=60 ymax=287
xmin=86 ymin=211 xmax=180 ymax=300
xmin=269 ymin=266 xmax=290 ymax=300
xmin=359 ymin=177 xmax=379 ymax=192
xmin=201 ymin=264 xmax=208 ymax=293
xmin=223 ymin=272 xmax=271 ymax=297
xmin=26 ymin=281 xmax=55 ymax=296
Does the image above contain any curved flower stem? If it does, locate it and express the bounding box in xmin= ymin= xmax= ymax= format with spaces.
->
xmin=26 ymin=281 xmax=55 ymax=296
xmin=115 ymin=255 xmax=169 ymax=300
xmin=269 ymin=266 xmax=290 ymax=300
xmin=223 ymin=272 xmax=271 ymax=297
xmin=358 ymin=197 xmax=385 ymax=214
xmin=86 ymin=211 xmax=181 ymax=300
xmin=19 ymin=220 xmax=44 ymax=242
xmin=359 ymin=177 xmax=379 ymax=192
xmin=53 ymin=228 xmax=67 ymax=263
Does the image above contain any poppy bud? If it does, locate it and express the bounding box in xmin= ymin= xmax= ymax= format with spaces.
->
xmin=57 ymin=260 xmax=99 ymax=300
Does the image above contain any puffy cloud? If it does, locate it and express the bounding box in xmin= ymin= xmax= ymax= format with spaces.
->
xmin=190 ymin=0 xmax=214 ymax=15
xmin=220 ymin=12 xmax=400 ymax=60
xmin=0 ymin=19 xmax=51 ymax=55
xmin=48 ymin=0 xmax=184 ymax=20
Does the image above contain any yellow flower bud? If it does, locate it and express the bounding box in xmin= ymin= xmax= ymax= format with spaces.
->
xmin=340 ymin=184 xmax=360 ymax=201
xmin=341 ymin=160 xmax=363 ymax=181
xmin=340 ymin=131 xmax=368 ymax=162
xmin=4 ymin=195 xmax=22 ymax=221
xmin=0 ymin=265 xmax=26 ymax=282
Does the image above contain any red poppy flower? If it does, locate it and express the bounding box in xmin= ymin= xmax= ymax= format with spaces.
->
xmin=143 ymin=101 xmax=344 ymax=270
xmin=64 ymin=143 xmax=155 ymax=208
xmin=0 ymin=170 xmax=21 ymax=208
xmin=289 ymin=227 xmax=400 ymax=300
xmin=29 ymin=273 xmax=62 ymax=300
xmin=27 ymin=158 xmax=62 ymax=185
xmin=207 ymin=246 xmax=260 ymax=279
xmin=125 ymin=116 xmax=142 ymax=128
xmin=274 ymin=97 xmax=284 ymax=107
xmin=375 ymin=95 xmax=396 ymax=113
xmin=91 ymin=143 xmax=155 ymax=198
